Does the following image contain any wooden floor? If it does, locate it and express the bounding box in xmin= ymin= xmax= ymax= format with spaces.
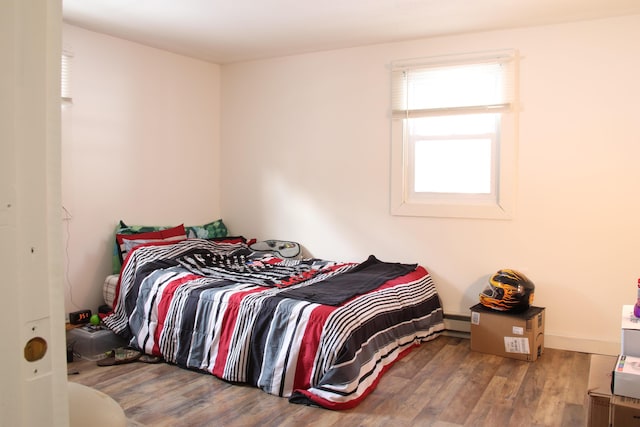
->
xmin=67 ymin=335 xmax=590 ymax=427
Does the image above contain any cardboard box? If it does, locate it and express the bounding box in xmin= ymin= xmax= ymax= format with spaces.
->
xmin=621 ymin=305 xmax=640 ymax=357
xmin=612 ymin=354 xmax=640 ymax=400
xmin=470 ymin=304 xmax=545 ymax=361
xmin=610 ymin=395 xmax=640 ymax=427
xmin=585 ymin=354 xmax=616 ymax=427
xmin=66 ymin=325 xmax=126 ymax=361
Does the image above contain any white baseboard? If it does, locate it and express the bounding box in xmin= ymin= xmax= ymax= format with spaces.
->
xmin=543 ymin=334 xmax=618 ymax=356
xmin=443 ymin=314 xmax=619 ymax=356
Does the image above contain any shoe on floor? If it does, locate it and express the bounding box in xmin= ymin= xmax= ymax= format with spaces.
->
xmin=96 ymin=347 xmax=141 ymax=366
xmin=138 ymin=354 xmax=162 ymax=364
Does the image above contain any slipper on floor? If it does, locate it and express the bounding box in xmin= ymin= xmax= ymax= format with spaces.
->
xmin=138 ymin=354 xmax=162 ymax=364
xmin=96 ymin=347 xmax=141 ymax=366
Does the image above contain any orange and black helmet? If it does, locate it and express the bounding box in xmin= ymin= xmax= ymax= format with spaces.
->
xmin=479 ymin=269 xmax=535 ymax=312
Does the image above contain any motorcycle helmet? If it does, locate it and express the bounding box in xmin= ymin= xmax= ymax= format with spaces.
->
xmin=479 ymin=269 xmax=535 ymax=312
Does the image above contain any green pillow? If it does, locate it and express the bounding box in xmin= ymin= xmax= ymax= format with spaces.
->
xmin=185 ymin=219 xmax=228 ymax=240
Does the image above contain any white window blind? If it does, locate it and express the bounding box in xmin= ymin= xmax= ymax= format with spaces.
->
xmin=61 ymin=51 xmax=72 ymax=103
xmin=391 ymin=50 xmax=515 ymax=119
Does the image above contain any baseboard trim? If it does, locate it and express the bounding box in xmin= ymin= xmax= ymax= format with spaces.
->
xmin=442 ymin=312 xmax=618 ymax=355
xmin=543 ymin=334 xmax=618 ymax=356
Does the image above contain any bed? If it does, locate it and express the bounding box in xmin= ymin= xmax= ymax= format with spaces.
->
xmin=103 ymin=237 xmax=444 ymax=410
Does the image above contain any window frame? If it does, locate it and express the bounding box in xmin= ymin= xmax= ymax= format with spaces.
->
xmin=390 ymin=50 xmax=518 ymax=220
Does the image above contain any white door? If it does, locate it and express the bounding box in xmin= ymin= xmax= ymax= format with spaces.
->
xmin=0 ymin=1 xmax=68 ymax=426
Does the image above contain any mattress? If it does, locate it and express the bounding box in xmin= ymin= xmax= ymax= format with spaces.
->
xmin=103 ymin=274 xmax=119 ymax=308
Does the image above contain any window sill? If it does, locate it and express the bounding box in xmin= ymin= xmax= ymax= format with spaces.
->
xmin=390 ymin=199 xmax=513 ymax=220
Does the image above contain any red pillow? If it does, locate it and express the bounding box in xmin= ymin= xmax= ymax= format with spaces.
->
xmin=116 ymin=224 xmax=186 ymax=264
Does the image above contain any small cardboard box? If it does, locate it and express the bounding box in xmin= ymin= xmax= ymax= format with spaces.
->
xmin=612 ymin=354 xmax=640 ymax=400
xmin=470 ymin=304 xmax=545 ymax=361
xmin=585 ymin=354 xmax=616 ymax=427
xmin=610 ymin=395 xmax=640 ymax=427
xmin=621 ymin=305 xmax=640 ymax=357
xmin=66 ymin=325 xmax=126 ymax=361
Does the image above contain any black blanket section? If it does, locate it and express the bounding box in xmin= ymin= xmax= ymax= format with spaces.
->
xmin=278 ymin=255 xmax=417 ymax=306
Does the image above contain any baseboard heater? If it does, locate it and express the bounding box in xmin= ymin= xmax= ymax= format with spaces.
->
xmin=442 ymin=312 xmax=471 ymax=338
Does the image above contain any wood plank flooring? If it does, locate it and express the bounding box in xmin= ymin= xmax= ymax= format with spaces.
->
xmin=67 ymin=335 xmax=591 ymax=427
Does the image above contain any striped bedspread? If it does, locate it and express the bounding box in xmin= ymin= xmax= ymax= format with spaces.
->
xmin=104 ymin=239 xmax=444 ymax=409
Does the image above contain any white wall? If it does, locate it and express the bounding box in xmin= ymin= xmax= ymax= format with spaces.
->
xmin=62 ymin=24 xmax=222 ymax=314
xmin=221 ymin=14 xmax=640 ymax=354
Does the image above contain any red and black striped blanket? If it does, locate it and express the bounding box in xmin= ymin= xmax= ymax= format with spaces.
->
xmin=104 ymin=239 xmax=444 ymax=409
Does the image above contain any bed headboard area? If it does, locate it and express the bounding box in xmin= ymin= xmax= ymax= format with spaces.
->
xmin=111 ymin=218 xmax=228 ymax=274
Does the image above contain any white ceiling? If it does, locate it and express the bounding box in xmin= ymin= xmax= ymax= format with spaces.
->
xmin=62 ymin=0 xmax=640 ymax=64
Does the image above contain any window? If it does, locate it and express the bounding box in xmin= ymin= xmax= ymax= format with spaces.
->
xmin=390 ymin=50 xmax=518 ymax=219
